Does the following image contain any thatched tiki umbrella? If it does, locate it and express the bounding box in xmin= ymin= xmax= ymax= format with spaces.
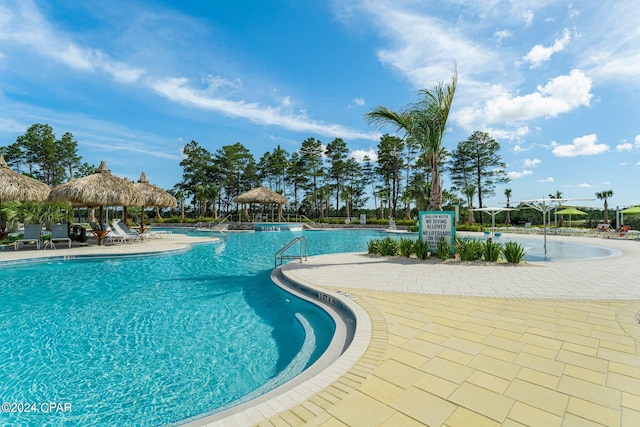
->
xmin=48 ymin=161 xmax=143 ymax=245
xmin=0 ymin=154 xmax=51 ymax=232
xmin=133 ymin=172 xmax=177 ymax=232
xmin=235 ymin=186 xmax=287 ymax=222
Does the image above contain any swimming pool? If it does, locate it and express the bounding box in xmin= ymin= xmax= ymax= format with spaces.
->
xmin=0 ymin=229 xmax=617 ymax=426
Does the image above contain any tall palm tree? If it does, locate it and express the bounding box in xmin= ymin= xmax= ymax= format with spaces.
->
xmin=549 ymin=190 xmax=563 ymax=228
xmin=504 ymin=188 xmax=512 ymax=226
xmin=366 ymin=66 xmax=457 ymax=211
xmin=596 ymin=189 xmax=614 ymax=224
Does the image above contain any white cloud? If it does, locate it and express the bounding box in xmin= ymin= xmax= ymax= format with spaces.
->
xmin=350 ymin=2 xmax=499 ymax=88
xmin=456 ymin=70 xmax=592 ymax=129
xmin=523 ymin=29 xmax=571 ymax=68
xmin=0 ymin=1 xmax=145 ymax=83
xmin=150 ymin=77 xmax=378 ymax=140
xmin=523 ymin=158 xmax=541 ymax=167
xmin=551 ymin=134 xmax=609 ymax=157
xmin=507 ymin=170 xmax=533 ymax=179
xmin=635 ymin=135 xmax=640 ymax=147
xmin=578 ymin=182 xmax=594 ymax=188
xmin=350 ymin=148 xmax=378 ymax=163
xmin=353 ymin=98 xmax=365 ymax=106
xmin=536 ymin=177 xmax=554 ymax=183
xmin=616 ymin=141 xmax=633 ymax=151
xmin=494 ymin=29 xmax=511 ymax=44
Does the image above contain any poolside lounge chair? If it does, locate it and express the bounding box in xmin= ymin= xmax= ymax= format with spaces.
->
xmin=112 ymin=222 xmax=142 ymax=243
xmin=15 ymin=224 xmax=43 ymax=250
xmin=50 ymin=224 xmax=72 ymax=249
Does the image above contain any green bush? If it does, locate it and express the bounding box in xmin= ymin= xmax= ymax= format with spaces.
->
xmin=483 ymin=240 xmax=503 ymax=262
xmin=399 ymin=237 xmax=414 ymax=257
xmin=456 ymin=238 xmax=484 ymax=261
xmin=378 ymin=237 xmax=399 ymax=256
xmin=436 ymin=237 xmax=451 ymax=260
xmin=502 ymin=241 xmax=526 ymax=264
xmin=413 ymin=238 xmax=430 ymax=260
xmin=367 ymin=239 xmax=380 ymax=254
xmin=455 ymin=224 xmax=483 ymax=232
xmin=407 ymin=225 xmax=419 ymax=232
xmin=366 ymin=237 xmax=399 ymax=256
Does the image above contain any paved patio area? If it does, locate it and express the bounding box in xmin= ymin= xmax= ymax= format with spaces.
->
xmin=250 ymin=234 xmax=640 ymax=427
xmin=3 ymin=232 xmax=640 ymax=426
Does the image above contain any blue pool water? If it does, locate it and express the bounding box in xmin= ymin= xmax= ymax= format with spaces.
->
xmin=0 ymin=229 xmax=617 ymax=426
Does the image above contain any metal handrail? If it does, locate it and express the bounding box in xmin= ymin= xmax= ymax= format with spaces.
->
xmin=298 ymin=215 xmax=326 ymax=230
xmin=274 ymin=236 xmax=308 ymax=267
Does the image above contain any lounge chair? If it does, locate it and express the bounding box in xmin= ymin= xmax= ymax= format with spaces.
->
xmin=50 ymin=224 xmax=72 ymax=249
xmin=112 ymin=222 xmax=142 ymax=243
xmin=15 ymin=224 xmax=43 ymax=250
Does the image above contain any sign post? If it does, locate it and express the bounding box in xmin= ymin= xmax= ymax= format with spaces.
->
xmin=418 ymin=211 xmax=455 ymax=254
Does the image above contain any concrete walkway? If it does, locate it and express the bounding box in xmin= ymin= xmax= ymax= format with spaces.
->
xmin=258 ymin=234 xmax=640 ymax=427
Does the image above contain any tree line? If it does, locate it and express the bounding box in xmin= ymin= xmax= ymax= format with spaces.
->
xmin=2 ymin=68 xmax=519 ymax=223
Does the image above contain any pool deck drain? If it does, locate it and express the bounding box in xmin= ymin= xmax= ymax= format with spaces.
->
xmin=3 ymin=232 xmax=640 ymax=426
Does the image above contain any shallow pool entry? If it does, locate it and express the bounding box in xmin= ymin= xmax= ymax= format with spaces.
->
xmin=0 ymin=244 xmax=334 ymax=426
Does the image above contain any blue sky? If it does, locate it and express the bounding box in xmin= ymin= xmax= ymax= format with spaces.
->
xmin=1 ymin=0 xmax=639 ymax=209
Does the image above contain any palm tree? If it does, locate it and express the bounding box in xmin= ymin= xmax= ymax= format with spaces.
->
xmin=596 ymin=189 xmax=614 ymax=224
xmin=366 ymin=66 xmax=457 ymax=211
xmin=504 ymin=188 xmax=512 ymax=226
xmin=549 ymin=190 xmax=563 ymax=228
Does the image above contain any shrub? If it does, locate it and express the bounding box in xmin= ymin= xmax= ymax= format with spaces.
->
xmin=378 ymin=237 xmax=399 ymax=256
xmin=367 ymin=239 xmax=380 ymax=254
xmin=436 ymin=237 xmax=451 ymax=260
xmin=502 ymin=241 xmax=526 ymax=264
xmin=455 ymin=224 xmax=483 ymax=232
xmin=483 ymin=239 xmax=503 ymax=262
xmin=413 ymin=238 xmax=430 ymax=260
xmin=399 ymin=237 xmax=414 ymax=257
xmin=456 ymin=238 xmax=484 ymax=261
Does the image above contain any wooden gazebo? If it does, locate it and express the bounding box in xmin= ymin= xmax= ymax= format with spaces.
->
xmin=234 ymin=186 xmax=287 ymax=222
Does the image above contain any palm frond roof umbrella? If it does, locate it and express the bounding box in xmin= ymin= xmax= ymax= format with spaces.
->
xmin=0 ymin=154 xmax=51 ymax=232
xmin=47 ymin=161 xmax=143 ymax=244
xmin=133 ymin=172 xmax=177 ymax=231
xmin=0 ymin=154 xmax=51 ymax=203
xmin=234 ymin=186 xmax=287 ymax=222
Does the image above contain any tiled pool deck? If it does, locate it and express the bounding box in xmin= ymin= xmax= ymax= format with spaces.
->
xmin=3 ymin=232 xmax=640 ymax=426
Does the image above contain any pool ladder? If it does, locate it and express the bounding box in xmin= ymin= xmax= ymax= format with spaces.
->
xmin=274 ymin=236 xmax=308 ymax=267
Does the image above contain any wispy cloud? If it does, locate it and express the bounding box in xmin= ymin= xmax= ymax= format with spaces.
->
xmin=523 ymin=158 xmax=541 ymax=168
xmin=536 ymin=177 xmax=554 ymax=183
xmin=523 ymin=29 xmax=571 ymax=68
xmin=150 ymin=77 xmax=377 ymax=140
xmin=551 ymin=134 xmax=609 ymax=157
xmin=507 ymin=169 xmax=533 ymax=179
xmin=0 ymin=1 xmax=144 ymax=83
xmin=0 ymin=0 xmax=375 ymax=142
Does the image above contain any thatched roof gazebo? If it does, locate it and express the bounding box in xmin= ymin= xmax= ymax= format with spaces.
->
xmin=234 ymin=186 xmax=287 ymax=222
xmin=133 ymin=172 xmax=177 ymax=231
xmin=0 ymin=154 xmax=51 ymax=203
xmin=0 ymin=154 xmax=51 ymax=232
xmin=48 ymin=161 xmax=144 ymax=244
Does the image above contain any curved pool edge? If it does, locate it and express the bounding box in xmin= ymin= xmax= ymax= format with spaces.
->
xmin=0 ymin=234 xmax=221 ymax=266
xmin=181 ymin=264 xmax=379 ymax=427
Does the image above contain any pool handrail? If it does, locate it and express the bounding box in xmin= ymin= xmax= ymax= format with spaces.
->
xmin=275 ymin=236 xmax=308 ymax=267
